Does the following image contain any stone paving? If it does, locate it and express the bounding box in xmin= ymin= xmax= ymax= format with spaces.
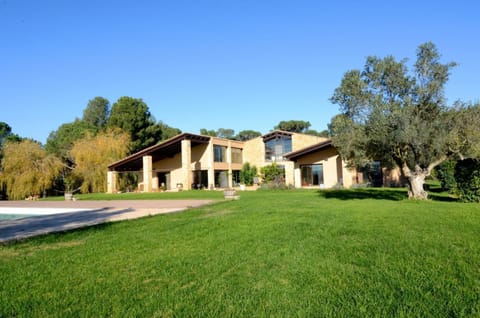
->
xmin=0 ymin=200 xmax=213 ymax=243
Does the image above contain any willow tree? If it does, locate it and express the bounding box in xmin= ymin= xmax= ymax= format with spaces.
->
xmin=0 ymin=140 xmax=63 ymax=200
xmin=330 ymin=42 xmax=479 ymax=199
xmin=70 ymin=129 xmax=130 ymax=193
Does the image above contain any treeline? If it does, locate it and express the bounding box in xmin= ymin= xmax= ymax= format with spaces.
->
xmin=1 ymin=96 xmax=328 ymax=199
xmin=0 ymin=96 xmax=181 ymax=199
xmin=200 ymin=120 xmax=328 ymax=140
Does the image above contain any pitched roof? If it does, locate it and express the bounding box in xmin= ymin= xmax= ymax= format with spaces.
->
xmin=284 ymin=139 xmax=334 ymax=161
xmin=108 ymin=133 xmax=211 ymax=171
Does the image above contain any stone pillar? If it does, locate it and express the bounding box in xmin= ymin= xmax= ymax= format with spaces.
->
xmin=284 ymin=161 xmax=295 ymax=187
xmin=227 ymin=141 xmax=233 ymax=188
xmin=293 ymin=165 xmax=302 ymax=188
xmin=207 ymin=140 xmax=215 ymax=190
xmin=181 ymin=139 xmax=192 ymax=190
xmin=143 ymin=155 xmax=153 ymax=192
xmin=107 ymin=171 xmax=118 ymax=193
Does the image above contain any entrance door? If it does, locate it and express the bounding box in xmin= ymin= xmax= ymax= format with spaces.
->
xmin=157 ymin=172 xmax=171 ymax=190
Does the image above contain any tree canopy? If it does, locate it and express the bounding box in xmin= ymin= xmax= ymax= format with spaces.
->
xmin=329 ymin=42 xmax=480 ymax=199
xmin=45 ymin=119 xmax=93 ymax=161
xmin=274 ymin=120 xmax=311 ymax=133
xmin=70 ymin=129 xmax=130 ymax=193
xmin=107 ymin=97 xmax=161 ymax=153
xmin=236 ymin=130 xmax=262 ymax=141
xmin=82 ymin=96 xmax=110 ymax=132
xmin=0 ymin=139 xmax=63 ymax=200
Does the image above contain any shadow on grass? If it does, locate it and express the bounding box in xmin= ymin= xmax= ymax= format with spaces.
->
xmin=318 ymin=187 xmax=459 ymax=202
xmin=318 ymin=188 xmax=406 ymax=201
xmin=428 ymin=192 xmax=459 ymax=202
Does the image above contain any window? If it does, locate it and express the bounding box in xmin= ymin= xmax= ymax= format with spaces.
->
xmin=231 ymin=148 xmax=243 ymax=164
xmin=214 ymin=145 xmax=227 ymax=162
xmin=192 ymin=170 xmax=208 ymax=189
xmin=265 ymin=135 xmax=292 ymax=161
xmin=215 ymin=170 xmax=229 ymax=188
xmin=232 ymin=170 xmax=240 ymax=186
xmin=301 ymin=164 xmax=324 ymax=186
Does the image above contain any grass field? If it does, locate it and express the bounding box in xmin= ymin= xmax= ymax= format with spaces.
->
xmin=1 ymin=188 xmax=479 ymax=317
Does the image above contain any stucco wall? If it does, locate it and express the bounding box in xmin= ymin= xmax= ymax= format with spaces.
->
xmin=242 ymin=137 xmax=265 ymax=169
xmin=291 ymin=133 xmax=328 ymax=151
xmin=293 ymin=146 xmax=357 ymax=188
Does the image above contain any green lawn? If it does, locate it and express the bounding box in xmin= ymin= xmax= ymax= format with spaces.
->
xmin=1 ymin=189 xmax=479 ymax=317
xmin=42 ymin=190 xmax=225 ymax=201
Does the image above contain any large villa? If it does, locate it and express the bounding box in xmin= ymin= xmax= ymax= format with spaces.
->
xmin=107 ymin=130 xmax=401 ymax=193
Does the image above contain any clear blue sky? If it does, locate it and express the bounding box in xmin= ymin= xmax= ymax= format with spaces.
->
xmin=1 ymin=0 xmax=479 ymax=144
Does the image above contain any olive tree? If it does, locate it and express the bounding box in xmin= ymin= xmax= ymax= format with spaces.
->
xmin=330 ymin=42 xmax=480 ymax=199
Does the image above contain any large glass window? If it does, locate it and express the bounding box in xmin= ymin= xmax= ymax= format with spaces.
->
xmin=192 ymin=170 xmax=208 ymax=189
xmin=265 ymin=136 xmax=292 ymax=161
xmin=301 ymin=164 xmax=324 ymax=186
xmin=214 ymin=145 xmax=227 ymax=162
xmin=231 ymin=148 xmax=243 ymax=164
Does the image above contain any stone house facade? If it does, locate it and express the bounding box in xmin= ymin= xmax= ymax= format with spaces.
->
xmin=107 ymin=131 xmax=362 ymax=192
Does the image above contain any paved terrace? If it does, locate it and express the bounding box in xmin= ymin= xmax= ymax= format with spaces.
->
xmin=0 ymin=200 xmax=214 ymax=244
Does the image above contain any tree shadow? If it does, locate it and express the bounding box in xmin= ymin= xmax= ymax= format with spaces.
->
xmin=428 ymin=192 xmax=459 ymax=202
xmin=317 ymin=188 xmax=406 ymax=201
xmin=317 ymin=187 xmax=460 ymax=202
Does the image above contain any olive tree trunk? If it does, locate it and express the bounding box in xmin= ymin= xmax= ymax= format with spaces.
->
xmin=401 ymin=163 xmax=429 ymax=200
xmin=406 ymin=173 xmax=428 ymax=200
xmin=401 ymin=158 xmax=446 ymax=200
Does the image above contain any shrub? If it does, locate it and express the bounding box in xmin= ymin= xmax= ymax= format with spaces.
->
xmin=454 ymin=159 xmax=480 ymax=202
xmin=239 ymin=162 xmax=257 ymax=185
xmin=435 ymin=159 xmax=457 ymax=192
xmin=260 ymin=163 xmax=285 ymax=184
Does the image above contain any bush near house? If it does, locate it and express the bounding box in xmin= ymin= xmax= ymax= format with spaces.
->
xmin=239 ymin=162 xmax=257 ymax=185
xmin=455 ymin=158 xmax=480 ymax=202
xmin=435 ymin=159 xmax=457 ymax=193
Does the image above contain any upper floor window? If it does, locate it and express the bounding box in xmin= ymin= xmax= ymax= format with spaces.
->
xmin=265 ymin=135 xmax=292 ymax=161
xmin=214 ymin=145 xmax=227 ymax=162
xmin=231 ymin=148 xmax=243 ymax=164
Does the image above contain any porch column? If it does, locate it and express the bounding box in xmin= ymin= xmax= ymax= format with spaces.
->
xmin=181 ymin=139 xmax=192 ymax=190
xmin=107 ymin=170 xmax=118 ymax=193
xmin=293 ymin=165 xmax=302 ymax=188
xmin=227 ymin=141 xmax=233 ymax=188
xmin=207 ymin=140 xmax=215 ymax=190
xmin=143 ymin=155 xmax=153 ymax=192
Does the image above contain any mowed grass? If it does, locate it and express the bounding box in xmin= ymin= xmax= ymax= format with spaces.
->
xmin=42 ymin=190 xmax=225 ymax=201
xmin=1 ymin=189 xmax=479 ymax=317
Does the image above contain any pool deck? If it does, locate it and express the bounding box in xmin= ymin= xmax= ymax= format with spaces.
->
xmin=0 ymin=200 xmax=214 ymax=244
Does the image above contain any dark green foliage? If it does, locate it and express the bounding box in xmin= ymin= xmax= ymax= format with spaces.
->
xmin=236 ymin=130 xmax=262 ymax=141
xmin=199 ymin=128 xmax=217 ymax=137
xmin=45 ymin=119 xmax=93 ymax=161
xmin=0 ymin=122 xmax=22 ymax=148
xmin=158 ymin=121 xmax=181 ymax=140
xmin=216 ymin=128 xmax=235 ymax=139
xmin=261 ymin=163 xmax=284 ymax=184
xmin=454 ymin=159 xmax=480 ymax=202
xmin=0 ymin=122 xmax=12 ymax=147
xmin=82 ymin=97 xmax=110 ymax=132
xmin=239 ymin=162 xmax=257 ymax=185
xmin=274 ymin=120 xmax=311 ymax=133
xmin=107 ymin=96 xmax=162 ymax=153
xmin=435 ymin=159 xmax=457 ymax=192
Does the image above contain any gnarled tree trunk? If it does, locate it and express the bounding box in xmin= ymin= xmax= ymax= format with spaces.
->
xmin=406 ymin=174 xmax=428 ymax=200
xmin=401 ymin=163 xmax=429 ymax=200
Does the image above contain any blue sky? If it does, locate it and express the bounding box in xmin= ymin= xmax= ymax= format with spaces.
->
xmin=1 ymin=1 xmax=479 ymax=144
